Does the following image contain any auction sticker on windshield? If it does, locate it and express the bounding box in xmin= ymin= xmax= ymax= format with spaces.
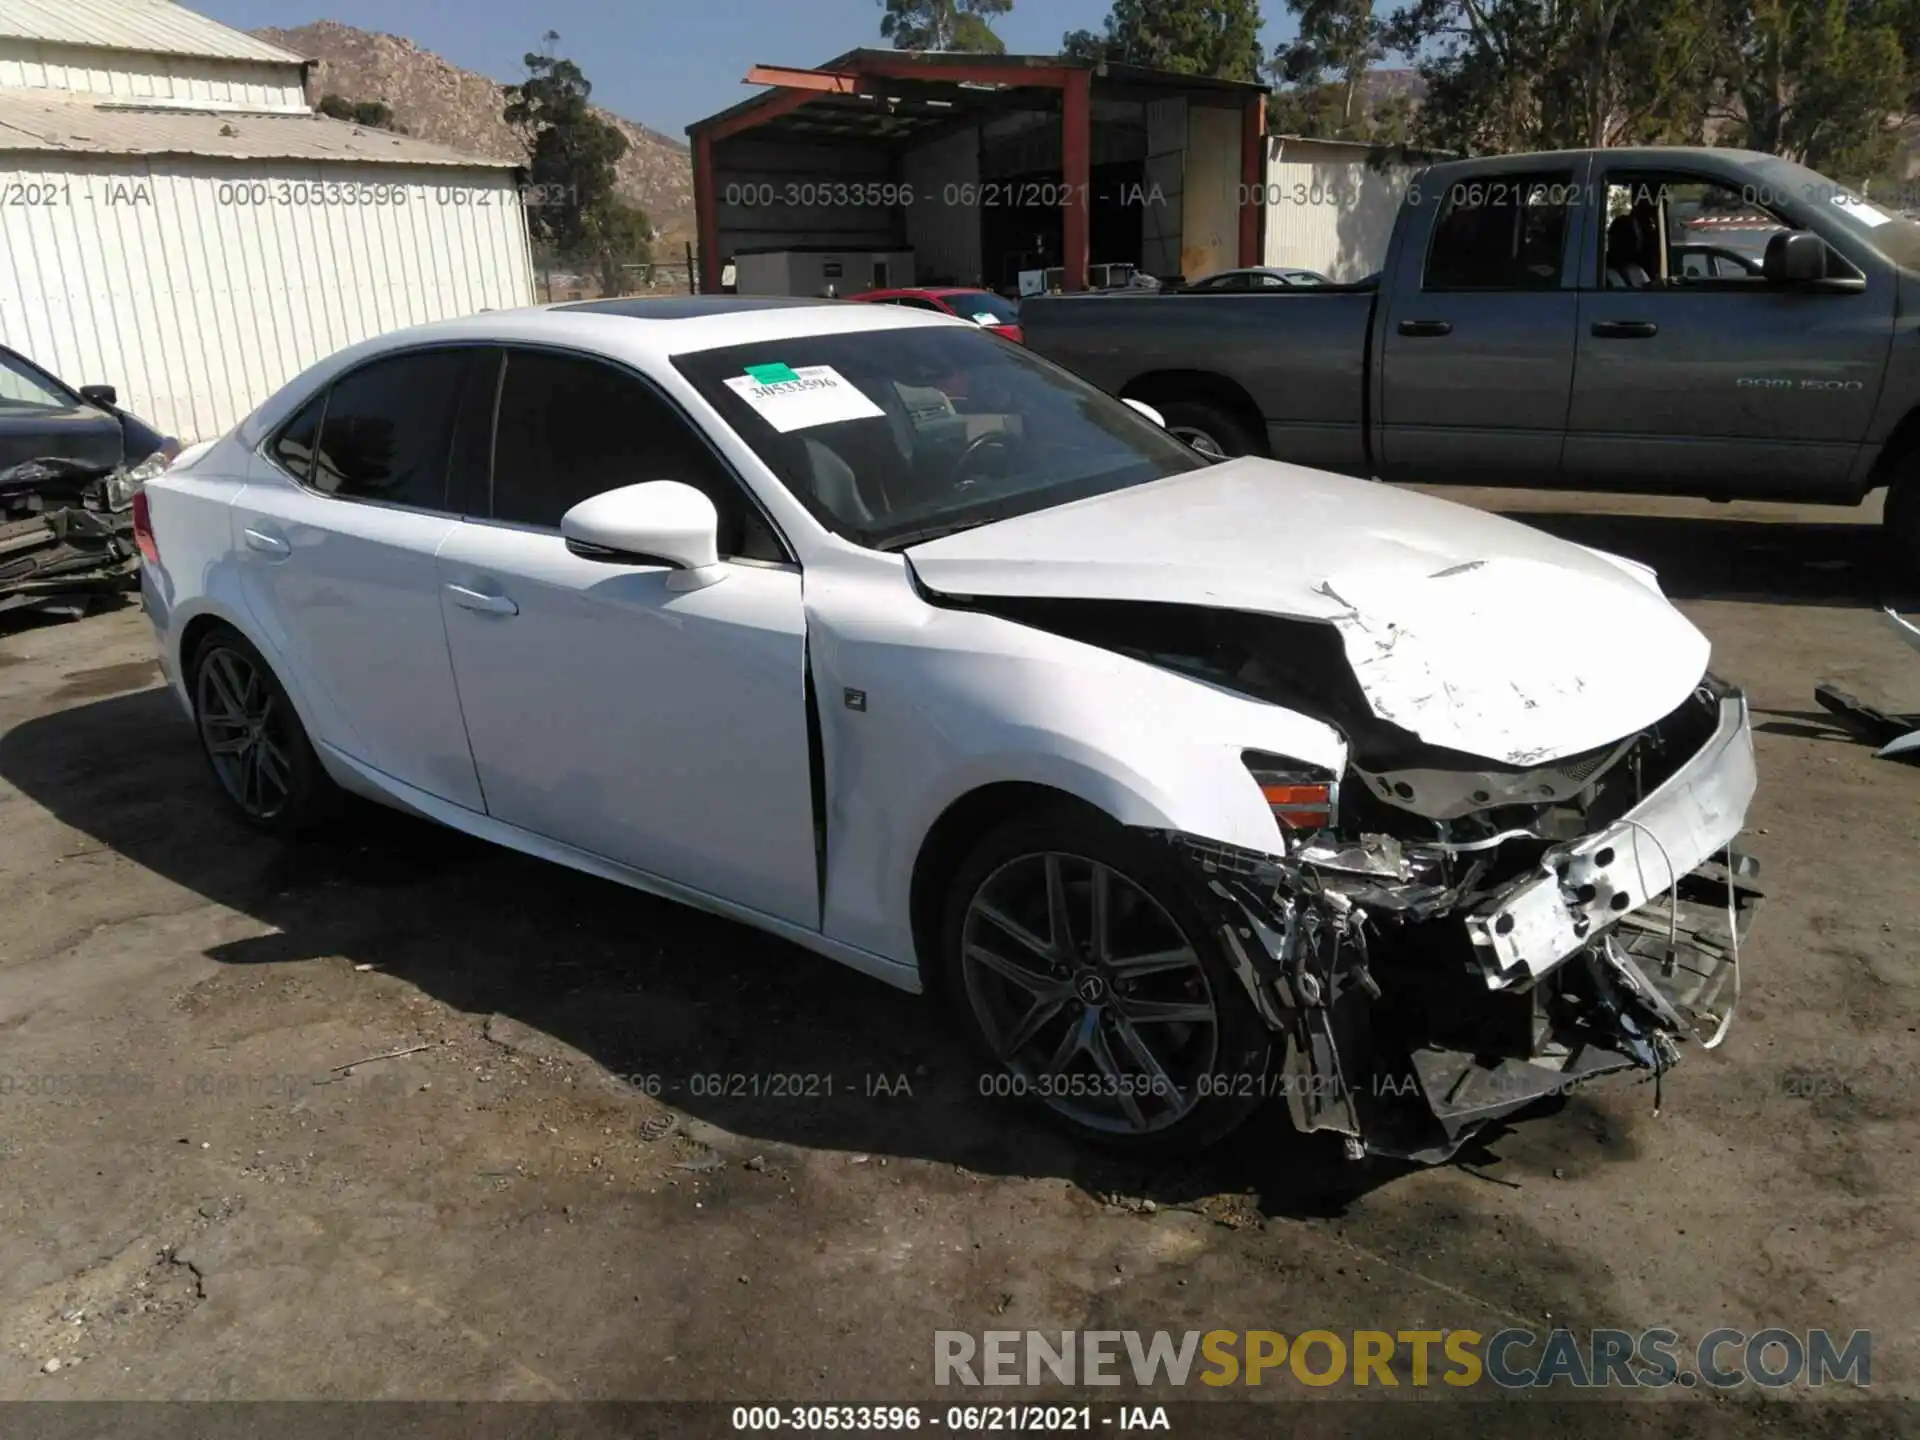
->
xmin=724 ymin=364 xmax=885 ymax=432
xmin=1833 ymin=193 xmax=1895 ymax=227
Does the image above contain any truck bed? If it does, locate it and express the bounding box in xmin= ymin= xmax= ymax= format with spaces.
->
xmin=1020 ymin=287 xmax=1377 ymax=475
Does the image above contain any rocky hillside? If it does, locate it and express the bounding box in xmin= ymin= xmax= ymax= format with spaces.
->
xmin=254 ymin=21 xmax=694 ymax=249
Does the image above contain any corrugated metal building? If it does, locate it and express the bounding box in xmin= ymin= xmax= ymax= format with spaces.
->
xmin=1261 ymin=135 xmax=1418 ymax=282
xmin=689 ymin=52 xmax=1270 ymax=295
xmin=0 ymin=0 xmax=536 ymax=442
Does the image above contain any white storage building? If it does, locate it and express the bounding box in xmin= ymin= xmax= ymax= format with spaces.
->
xmin=1261 ymin=134 xmax=1418 ymax=282
xmin=0 ymin=0 xmax=536 ymax=442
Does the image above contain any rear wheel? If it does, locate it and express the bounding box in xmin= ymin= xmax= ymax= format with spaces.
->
xmin=1153 ymin=400 xmax=1265 ymax=460
xmin=941 ymin=809 xmax=1273 ymax=1156
xmin=189 ymin=627 xmax=340 ymax=834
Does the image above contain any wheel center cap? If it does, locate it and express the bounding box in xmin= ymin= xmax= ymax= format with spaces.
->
xmin=1074 ymin=971 xmax=1108 ymax=1005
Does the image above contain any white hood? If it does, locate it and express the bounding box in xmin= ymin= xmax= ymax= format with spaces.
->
xmin=906 ymin=458 xmax=1712 ymax=766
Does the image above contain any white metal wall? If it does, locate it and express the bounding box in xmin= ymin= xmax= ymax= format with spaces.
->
xmin=0 ymin=40 xmax=305 ymax=110
xmin=0 ymin=156 xmax=535 ymax=441
xmin=1181 ymin=104 xmax=1241 ymax=281
xmin=902 ymin=124 xmax=979 ymax=287
xmin=1263 ymin=139 xmax=1413 ymax=281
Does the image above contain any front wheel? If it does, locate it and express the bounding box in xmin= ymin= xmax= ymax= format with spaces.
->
xmin=940 ymin=810 xmax=1274 ymax=1156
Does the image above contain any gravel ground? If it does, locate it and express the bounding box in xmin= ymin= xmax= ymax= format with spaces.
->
xmin=0 ymin=488 xmax=1914 ymax=1435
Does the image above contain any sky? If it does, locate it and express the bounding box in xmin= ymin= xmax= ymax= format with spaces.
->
xmin=193 ymin=0 xmax=1301 ymax=138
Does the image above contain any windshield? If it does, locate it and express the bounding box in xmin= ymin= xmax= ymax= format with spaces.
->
xmin=1748 ymin=154 xmax=1920 ymax=270
xmin=945 ymin=291 xmax=1020 ymax=325
xmin=673 ymin=324 xmax=1209 ymax=550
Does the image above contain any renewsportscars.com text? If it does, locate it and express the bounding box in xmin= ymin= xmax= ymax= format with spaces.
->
xmin=933 ymin=1328 xmax=1870 ymax=1390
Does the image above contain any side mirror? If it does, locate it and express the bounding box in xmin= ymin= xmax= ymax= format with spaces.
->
xmin=1123 ymin=398 xmax=1167 ymax=428
xmin=78 ymin=383 xmax=117 ymax=407
xmin=561 ymin=481 xmax=726 ymax=591
xmin=1764 ymin=231 xmax=1826 ymax=284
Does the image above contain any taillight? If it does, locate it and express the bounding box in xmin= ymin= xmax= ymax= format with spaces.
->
xmin=1243 ymin=752 xmax=1338 ymax=833
xmin=131 ymin=489 xmax=159 ymax=563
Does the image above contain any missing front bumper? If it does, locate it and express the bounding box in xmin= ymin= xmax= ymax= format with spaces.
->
xmin=1161 ymin=690 xmax=1763 ymax=1163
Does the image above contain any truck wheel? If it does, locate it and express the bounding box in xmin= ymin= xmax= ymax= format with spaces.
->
xmin=1887 ymin=474 xmax=1920 ymax=584
xmin=940 ymin=807 xmax=1273 ymax=1157
xmin=1154 ymin=401 xmax=1265 ymax=459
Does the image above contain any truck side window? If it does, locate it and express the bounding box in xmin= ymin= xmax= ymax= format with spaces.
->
xmin=1424 ymin=174 xmax=1572 ymax=290
xmin=1598 ymin=175 xmax=1800 ymax=288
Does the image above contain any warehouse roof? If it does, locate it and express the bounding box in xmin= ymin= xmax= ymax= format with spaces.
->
xmin=0 ymin=93 xmax=518 ymax=167
xmin=0 ymin=0 xmax=303 ymax=65
xmin=691 ymin=49 xmax=1267 ymax=144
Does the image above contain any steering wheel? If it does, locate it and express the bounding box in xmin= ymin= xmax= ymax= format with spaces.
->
xmin=953 ymin=431 xmax=1014 ymax=489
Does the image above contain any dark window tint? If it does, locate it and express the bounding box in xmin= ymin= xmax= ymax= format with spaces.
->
xmin=1425 ymin=174 xmax=1573 ymax=290
xmin=308 ymin=349 xmax=472 ymax=507
xmin=269 ymin=391 xmax=326 ymax=482
xmin=490 ymin=349 xmax=783 ymax=561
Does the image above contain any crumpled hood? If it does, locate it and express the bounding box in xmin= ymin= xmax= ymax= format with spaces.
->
xmin=906 ymin=458 xmax=1712 ymax=765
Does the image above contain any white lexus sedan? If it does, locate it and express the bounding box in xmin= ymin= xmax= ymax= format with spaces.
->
xmin=134 ymin=297 xmax=1760 ymax=1161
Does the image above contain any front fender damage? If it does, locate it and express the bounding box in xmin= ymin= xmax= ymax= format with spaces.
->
xmin=1149 ymin=693 xmax=1765 ymax=1163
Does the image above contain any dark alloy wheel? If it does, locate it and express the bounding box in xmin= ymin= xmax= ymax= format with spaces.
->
xmin=942 ymin=811 xmax=1273 ymax=1155
xmin=190 ymin=628 xmax=339 ymax=833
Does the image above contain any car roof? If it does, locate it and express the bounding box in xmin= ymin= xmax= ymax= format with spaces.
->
xmin=230 ymin=297 xmax=974 ymax=447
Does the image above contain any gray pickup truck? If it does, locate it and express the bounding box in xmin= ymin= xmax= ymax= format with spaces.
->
xmin=1021 ymin=146 xmax=1920 ymax=563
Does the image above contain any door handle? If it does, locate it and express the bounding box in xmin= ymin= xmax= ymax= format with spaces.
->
xmin=1591 ymin=319 xmax=1659 ymax=339
xmin=1398 ymin=319 xmax=1453 ymax=337
xmin=242 ymin=526 xmax=290 ymax=558
xmin=444 ymin=583 xmax=518 ymax=616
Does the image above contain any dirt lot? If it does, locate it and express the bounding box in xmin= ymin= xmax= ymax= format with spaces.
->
xmin=0 ymin=489 xmax=1916 ymax=1430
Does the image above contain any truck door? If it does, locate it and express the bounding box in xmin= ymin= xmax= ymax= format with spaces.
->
xmin=1378 ymin=164 xmax=1588 ymax=485
xmin=1564 ymin=167 xmax=1890 ymax=499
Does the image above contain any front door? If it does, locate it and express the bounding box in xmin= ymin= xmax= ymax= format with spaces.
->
xmin=1378 ymin=166 xmax=1587 ymax=484
xmin=1564 ymin=169 xmax=1891 ymax=498
xmin=435 ymin=346 xmax=819 ymax=928
xmin=232 ymin=346 xmax=490 ymax=810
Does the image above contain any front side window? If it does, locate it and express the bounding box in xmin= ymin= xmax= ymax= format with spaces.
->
xmin=303 ymin=349 xmax=474 ymax=508
xmin=1596 ymin=174 xmax=1827 ymax=289
xmin=1424 ymin=173 xmax=1573 ymax=290
xmin=0 ymin=349 xmax=74 ymax=411
xmin=672 ymin=324 xmax=1210 ymax=550
xmin=489 ymin=348 xmax=783 ymax=561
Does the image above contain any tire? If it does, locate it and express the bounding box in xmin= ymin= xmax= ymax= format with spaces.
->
xmin=188 ymin=625 xmax=342 ymax=835
xmin=939 ymin=807 xmax=1275 ymax=1157
xmin=1153 ymin=400 xmax=1265 ymax=460
xmin=1885 ymin=473 xmax=1920 ymax=587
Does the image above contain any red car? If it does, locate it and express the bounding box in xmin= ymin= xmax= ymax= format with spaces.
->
xmin=843 ymin=287 xmax=1024 ymax=343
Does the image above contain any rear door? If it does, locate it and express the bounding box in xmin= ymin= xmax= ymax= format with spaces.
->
xmin=1564 ymin=167 xmax=1890 ymax=498
xmin=232 ymin=347 xmax=490 ymax=810
xmin=1377 ymin=163 xmax=1589 ymax=483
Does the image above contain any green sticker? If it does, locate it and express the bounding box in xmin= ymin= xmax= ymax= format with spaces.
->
xmin=745 ymin=362 xmax=802 ymax=385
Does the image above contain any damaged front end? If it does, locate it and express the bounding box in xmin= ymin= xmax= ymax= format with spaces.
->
xmin=1163 ymin=675 xmax=1762 ymax=1164
xmin=0 ymin=456 xmax=148 ymax=617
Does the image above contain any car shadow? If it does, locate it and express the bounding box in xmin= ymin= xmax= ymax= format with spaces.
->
xmin=2 ymin=685 xmax=1571 ymax=1221
xmin=1490 ymin=507 xmax=1912 ymax=609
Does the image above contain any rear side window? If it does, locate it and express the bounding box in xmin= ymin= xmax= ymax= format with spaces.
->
xmin=269 ymin=392 xmax=325 ymax=482
xmin=1425 ymin=174 xmax=1573 ymax=290
xmin=490 ymin=348 xmax=784 ymax=561
xmin=304 ymin=349 xmax=473 ymax=508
